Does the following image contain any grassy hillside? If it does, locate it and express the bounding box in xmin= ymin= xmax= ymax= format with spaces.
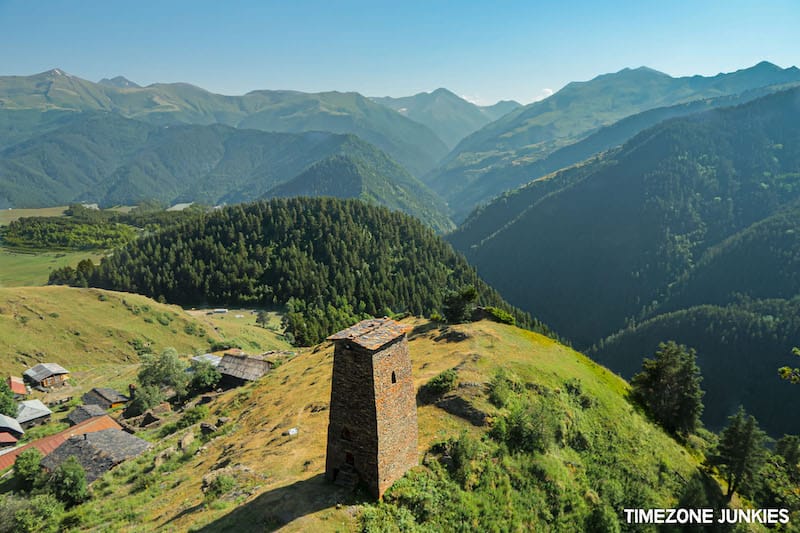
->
xmin=54 ymin=318 xmax=708 ymax=531
xmin=0 ymin=286 xmax=289 ymax=376
xmin=0 ymin=250 xmax=103 ymax=287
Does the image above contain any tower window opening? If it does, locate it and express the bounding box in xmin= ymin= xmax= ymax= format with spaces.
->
xmin=391 ymin=371 xmax=397 ymax=384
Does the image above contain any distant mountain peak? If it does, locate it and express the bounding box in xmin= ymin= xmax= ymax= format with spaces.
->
xmin=98 ymin=76 xmax=141 ymax=89
xmin=36 ymin=68 xmax=72 ymax=78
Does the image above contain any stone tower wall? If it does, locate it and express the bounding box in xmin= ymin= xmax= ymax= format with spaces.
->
xmin=325 ymin=343 xmax=379 ymax=495
xmin=373 ymin=337 xmax=419 ymax=498
xmin=325 ymin=334 xmax=418 ymax=499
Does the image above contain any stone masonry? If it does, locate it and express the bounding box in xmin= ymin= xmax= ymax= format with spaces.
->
xmin=325 ymin=318 xmax=419 ymax=499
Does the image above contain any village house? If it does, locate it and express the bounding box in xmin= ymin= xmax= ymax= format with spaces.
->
xmin=23 ymin=363 xmax=70 ymax=389
xmin=67 ymin=404 xmax=107 ymax=426
xmin=0 ymin=414 xmax=24 ymax=448
xmin=82 ymin=387 xmax=129 ymax=409
xmin=191 ymin=353 xmax=222 ymax=367
xmin=0 ymin=415 xmax=122 ymax=471
xmin=41 ymin=428 xmax=151 ymax=482
xmin=16 ymin=399 xmax=53 ymax=429
xmin=217 ymin=353 xmax=273 ymax=388
xmin=6 ymin=376 xmax=27 ymax=399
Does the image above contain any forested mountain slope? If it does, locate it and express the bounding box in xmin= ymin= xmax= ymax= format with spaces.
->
xmin=429 ymin=62 xmax=800 ymax=219
xmin=55 ymin=198 xmax=542 ymax=345
xmin=0 ymin=113 xmax=452 ymax=231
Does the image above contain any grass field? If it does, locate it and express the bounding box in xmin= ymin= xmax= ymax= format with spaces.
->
xmin=0 ymin=248 xmax=103 ymax=287
xmin=0 ymin=206 xmax=68 ymax=226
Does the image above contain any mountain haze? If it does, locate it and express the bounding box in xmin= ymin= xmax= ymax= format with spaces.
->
xmin=0 ymin=112 xmax=452 ymax=230
xmin=429 ymin=62 xmax=800 ymax=218
xmin=372 ymin=88 xmax=521 ymax=148
xmin=0 ymin=69 xmax=449 ymax=175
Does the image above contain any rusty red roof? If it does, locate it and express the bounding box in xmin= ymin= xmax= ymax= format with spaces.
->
xmin=7 ymin=377 xmax=26 ymax=396
xmin=0 ymin=433 xmax=18 ymax=445
xmin=0 ymin=415 xmax=122 ymax=471
xmin=327 ymin=318 xmax=411 ymax=350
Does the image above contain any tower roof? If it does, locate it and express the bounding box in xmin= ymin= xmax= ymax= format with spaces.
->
xmin=327 ymin=318 xmax=411 ymax=350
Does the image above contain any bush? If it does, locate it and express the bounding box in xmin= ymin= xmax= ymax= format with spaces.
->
xmin=14 ymin=449 xmax=44 ymax=492
xmin=8 ymin=494 xmax=64 ymax=533
xmin=424 ymin=369 xmax=457 ymax=396
xmin=49 ymin=456 xmax=89 ymax=506
xmin=205 ymin=475 xmax=236 ymax=501
xmin=484 ymin=306 xmax=516 ymax=325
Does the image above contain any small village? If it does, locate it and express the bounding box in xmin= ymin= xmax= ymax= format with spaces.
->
xmin=0 ymin=348 xmax=294 ymax=491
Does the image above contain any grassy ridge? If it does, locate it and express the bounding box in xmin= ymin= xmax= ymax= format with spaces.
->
xmin=0 ymin=286 xmax=289 ymax=376
xmin=58 ymin=319 xmax=705 ymax=531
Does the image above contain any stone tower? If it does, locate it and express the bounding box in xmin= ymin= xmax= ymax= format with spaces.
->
xmin=325 ymin=318 xmax=418 ymax=499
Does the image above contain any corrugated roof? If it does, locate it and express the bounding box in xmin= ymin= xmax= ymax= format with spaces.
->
xmin=191 ymin=354 xmax=222 ymax=367
xmin=23 ymin=363 xmax=69 ymax=383
xmin=0 ymin=415 xmax=122 ymax=471
xmin=7 ymin=377 xmax=26 ymax=396
xmin=327 ymin=318 xmax=411 ymax=350
xmin=0 ymin=433 xmax=18 ymax=445
xmin=0 ymin=414 xmax=23 ymax=435
xmin=16 ymin=399 xmax=53 ymax=424
xmin=218 ymin=354 xmax=272 ymax=382
xmin=67 ymin=404 xmax=107 ymax=426
xmin=41 ymin=429 xmax=151 ymax=482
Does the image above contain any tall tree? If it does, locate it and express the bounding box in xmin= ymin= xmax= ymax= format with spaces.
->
xmin=710 ymin=406 xmax=768 ymax=501
xmin=0 ymin=380 xmax=17 ymax=417
xmin=630 ymin=341 xmax=705 ymax=434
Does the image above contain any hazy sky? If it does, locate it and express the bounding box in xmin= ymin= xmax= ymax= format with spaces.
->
xmin=1 ymin=0 xmax=798 ymax=105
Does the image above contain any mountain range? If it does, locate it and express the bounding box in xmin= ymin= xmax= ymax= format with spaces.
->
xmin=427 ymin=61 xmax=800 ymax=220
xmin=450 ymin=86 xmax=800 ymax=434
xmin=0 ymin=111 xmax=452 ymax=231
xmin=371 ymin=88 xmax=520 ymax=149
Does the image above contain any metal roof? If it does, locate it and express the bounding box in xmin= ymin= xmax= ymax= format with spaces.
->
xmin=0 ymin=414 xmax=23 ymax=435
xmin=7 ymin=377 xmax=26 ymax=396
xmin=327 ymin=318 xmax=411 ymax=350
xmin=191 ymin=353 xmax=222 ymax=367
xmin=16 ymin=399 xmax=53 ymax=424
xmin=218 ymin=354 xmax=272 ymax=381
xmin=23 ymin=363 xmax=69 ymax=383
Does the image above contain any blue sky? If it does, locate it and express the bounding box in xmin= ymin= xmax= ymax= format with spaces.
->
xmin=1 ymin=0 xmax=798 ymax=104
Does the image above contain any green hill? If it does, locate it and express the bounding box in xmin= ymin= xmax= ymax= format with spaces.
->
xmin=50 ymin=318 xmax=712 ymax=531
xmin=0 ymin=70 xmax=448 ymax=176
xmin=428 ymin=62 xmax=800 ymax=218
xmin=0 ymin=113 xmax=450 ymax=226
xmin=58 ymin=198 xmax=543 ymax=345
xmin=266 ymin=154 xmax=453 ymax=233
xmin=450 ymin=88 xmax=800 ymax=436
xmin=0 ymin=286 xmax=289 ymax=377
xmin=372 ymin=88 xmax=521 ymax=149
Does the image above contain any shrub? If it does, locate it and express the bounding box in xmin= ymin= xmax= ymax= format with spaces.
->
xmin=484 ymin=306 xmax=516 ymax=325
xmin=424 ymin=369 xmax=457 ymax=396
xmin=205 ymin=475 xmax=236 ymax=502
xmin=49 ymin=456 xmax=89 ymax=506
xmin=14 ymin=449 xmax=44 ymax=492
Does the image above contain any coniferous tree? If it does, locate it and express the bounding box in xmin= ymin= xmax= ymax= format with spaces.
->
xmin=630 ymin=341 xmax=704 ymax=434
xmin=710 ymin=406 xmax=768 ymax=501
